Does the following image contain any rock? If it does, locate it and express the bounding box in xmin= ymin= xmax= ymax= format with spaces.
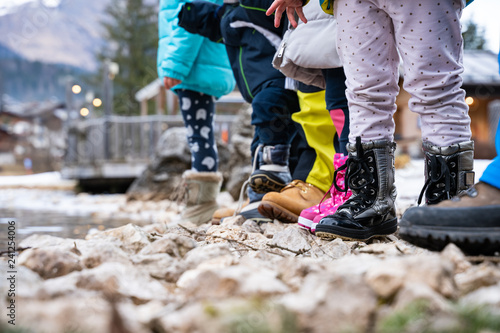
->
xmin=205 ymin=224 xmax=248 ymax=244
xmin=39 ymin=262 xmax=169 ymax=303
xmin=140 ymin=233 xmax=197 ymax=258
xmin=365 ymin=262 xmax=406 ymax=299
xmin=126 ymin=127 xmax=191 ymax=202
xmin=86 ymin=223 xmax=150 ymax=253
xmin=19 ymin=234 xmax=76 ymax=249
xmin=393 ymin=282 xmax=452 ymax=312
xmin=279 ymin=272 xmax=377 ymax=333
xmin=0 ymin=265 xmax=43 ymax=299
xmin=78 ymin=239 xmax=132 ymax=269
xmin=455 ymin=263 xmax=500 ymax=295
xmin=440 ymin=243 xmax=472 ymax=274
xmin=126 ymin=109 xmax=248 ymax=202
xmin=152 ymin=298 xmax=296 ymax=333
xmin=130 ymin=253 xmax=177 ymax=280
xmin=16 ymin=295 xmax=148 ymax=333
xmin=18 ymin=247 xmax=83 ymax=279
xmin=356 ymin=241 xmax=406 ymax=256
xmin=183 ymin=243 xmax=235 ymax=268
xmin=460 ymin=282 xmax=500 ymax=307
xmin=310 ymin=238 xmax=351 ymax=259
xmin=268 ymin=225 xmax=312 ymax=255
xmin=242 ymin=232 xmax=269 ymax=250
xmin=261 ymin=220 xmax=287 ymax=239
xmin=177 ymin=264 xmax=290 ymax=299
xmin=241 ymin=220 xmax=262 ymax=234
xmin=402 ymin=255 xmax=457 ymax=298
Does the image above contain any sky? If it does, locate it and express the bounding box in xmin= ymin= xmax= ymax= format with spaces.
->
xmin=461 ymin=0 xmax=500 ymax=54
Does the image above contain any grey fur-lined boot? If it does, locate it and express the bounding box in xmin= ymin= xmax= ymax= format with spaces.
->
xmin=315 ymin=137 xmax=398 ymax=241
xmin=418 ymin=140 xmax=475 ymax=205
xmin=181 ymin=170 xmax=223 ymax=225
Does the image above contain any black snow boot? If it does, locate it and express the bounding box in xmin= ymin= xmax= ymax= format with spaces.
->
xmin=417 ymin=140 xmax=475 ymax=205
xmin=315 ymin=137 xmax=398 ymax=241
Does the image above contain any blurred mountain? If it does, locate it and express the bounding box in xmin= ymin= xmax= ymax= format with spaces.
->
xmin=0 ymin=0 xmax=158 ymax=103
xmin=0 ymin=0 xmax=109 ymax=71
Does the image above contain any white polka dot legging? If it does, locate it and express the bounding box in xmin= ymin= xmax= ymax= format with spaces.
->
xmin=178 ymin=89 xmax=218 ymax=172
xmin=334 ymin=0 xmax=471 ymax=146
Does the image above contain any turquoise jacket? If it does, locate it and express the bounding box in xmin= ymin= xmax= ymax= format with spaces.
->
xmin=157 ymin=0 xmax=235 ymax=98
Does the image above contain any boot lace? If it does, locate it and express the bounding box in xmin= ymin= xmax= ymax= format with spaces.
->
xmin=335 ymin=138 xmax=376 ymax=214
xmin=417 ymin=155 xmax=453 ymax=205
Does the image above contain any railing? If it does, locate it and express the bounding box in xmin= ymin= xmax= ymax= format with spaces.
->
xmin=62 ymin=114 xmax=238 ymax=179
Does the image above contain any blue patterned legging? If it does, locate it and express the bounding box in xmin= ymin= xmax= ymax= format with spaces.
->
xmin=178 ymin=89 xmax=218 ymax=172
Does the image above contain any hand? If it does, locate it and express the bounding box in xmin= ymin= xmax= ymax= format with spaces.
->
xmin=163 ymin=77 xmax=182 ymax=90
xmin=266 ymin=0 xmax=307 ymax=28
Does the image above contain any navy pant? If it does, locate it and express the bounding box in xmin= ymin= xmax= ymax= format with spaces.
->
xmin=323 ymin=67 xmax=349 ymax=155
xmin=250 ymin=86 xmax=299 ymax=155
xmin=178 ymin=89 xmax=218 ymax=172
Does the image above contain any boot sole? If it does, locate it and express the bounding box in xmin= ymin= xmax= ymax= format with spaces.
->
xmin=399 ymin=222 xmax=500 ymax=255
xmin=249 ymin=174 xmax=287 ymax=194
xmin=258 ymin=201 xmax=299 ymax=224
xmin=315 ymin=218 xmax=398 ymax=242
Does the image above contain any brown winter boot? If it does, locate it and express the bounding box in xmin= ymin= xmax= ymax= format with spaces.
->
xmin=258 ymin=180 xmax=327 ymax=223
xmin=181 ymin=170 xmax=223 ymax=225
xmin=400 ymin=181 xmax=500 ymax=255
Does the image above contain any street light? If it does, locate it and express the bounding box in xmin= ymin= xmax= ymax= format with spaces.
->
xmin=93 ymin=98 xmax=102 ymax=108
xmin=80 ymin=107 xmax=90 ymax=117
xmin=72 ymin=84 xmax=82 ymax=94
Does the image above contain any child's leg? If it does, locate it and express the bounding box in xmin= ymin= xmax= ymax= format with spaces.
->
xmin=391 ymin=0 xmax=474 ymax=203
xmin=334 ymin=0 xmax=400 ymax=143
xmin=393 ymin=0 xmax=471 ymax=146
xmin=258 ymin=85 xmax=337 ymax=224
xmin=322 ymin=67 xmax=349 ymax=154
xmin=177 ymin=89 xmax=218 ymax=172
xmin=316 ymin=0 xmax=398 ymax=241
xmin=248 ymin=86 xmax=299 ymax=194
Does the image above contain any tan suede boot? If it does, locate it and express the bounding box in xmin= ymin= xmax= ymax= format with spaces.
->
xmin=181 ymin=170 xmax=223 ymax=225
xmin=211 ymin=199 xmax=249 ymax=225
xmin=258 ymin=180 xmax=328 ymax=223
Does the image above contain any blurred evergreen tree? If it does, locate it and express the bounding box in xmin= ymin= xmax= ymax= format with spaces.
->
xmin=462 ymin=20 xmax=487 ymax=50
xmin=98 ymin=0 xmax=158 ymax=115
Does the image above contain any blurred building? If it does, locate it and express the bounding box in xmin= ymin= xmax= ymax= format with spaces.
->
xmin=0 ymin=97 xmax=66 ymax=174
xmin=395 ymin=49 xmax=500 ymax=159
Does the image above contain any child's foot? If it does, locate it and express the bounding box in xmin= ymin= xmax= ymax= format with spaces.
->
xmin=258 ymin=180 xmax=326 ymax=224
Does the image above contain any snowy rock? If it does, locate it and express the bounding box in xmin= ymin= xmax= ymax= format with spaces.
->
xmin=18 ymin=247 xmax=83 ymax=279
xmin=86 ymin=223 xmax=151 ymax=253
xmin=268 ymin=226 xmax=312 ymax=254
